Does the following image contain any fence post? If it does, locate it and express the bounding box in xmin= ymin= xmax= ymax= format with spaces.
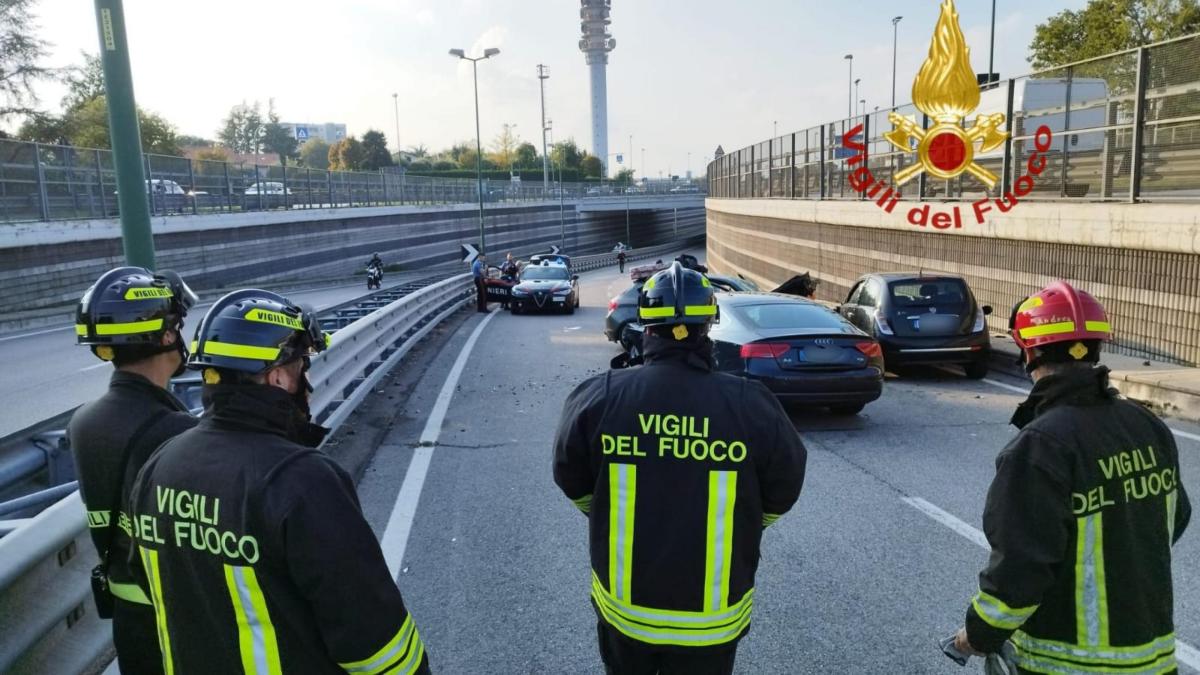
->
xmin=861 ymin=115 xmax=870 ymax=201
xmin=282 ymin=165 xmax=290 ymax=210
xmin=33 ymin=143 xmax=49 ymax=220
xmin=327 ymin=170 xmax=333 ymax=207
xmin=306 ymin=168 xmax=313 ymax=209
xmin=917 ymin=114 xmax=929 ymax=201
xmin=818 ymin=125 xmax=826 ymax=199
xmin=789 ymin=133 xmax=796 ymax=199
xmin=347 ymin=172 xmax=354 ymax=208
xmin=1100 ymin=99 xmax=1118 ymax=199
xmin=254 ymin=164 xmax=264 ymax=211
xmin=144 ymin=155 xmax=156 ymax=216
xmin=1001 ymin=79 xmax=1015 ymax=197
xmin=223 ymin=161 xmax=232 ymax=212
xmin=95 ymin=149 xmax=108 ymax=218
xmin=1060 ymin=66 xmax=1074 ymax=198
xmin=381 ymin=170 xmax=389 ymax=205
xmin=187 ymin=158 xmax=197 ymax=215
xmin=1129 ymin=46 xmax=1149 ymax=204
xmin=400 ymin=172 xmax=406 ymax=205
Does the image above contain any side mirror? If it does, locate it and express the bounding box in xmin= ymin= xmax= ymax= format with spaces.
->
xmin=982 ymin=305 xmax=993 ymax=316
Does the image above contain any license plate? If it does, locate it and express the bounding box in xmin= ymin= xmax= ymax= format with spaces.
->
xmin=553 ymin=298 xmax=565 ymax=303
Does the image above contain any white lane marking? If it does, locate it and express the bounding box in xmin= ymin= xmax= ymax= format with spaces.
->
xmin=78 ymin=362 xmax=110 ymax=372
xmin=379 ymin=309 xmax=498 ymax=578
xmin=979 ymin=378 xmax=1200 ymax=446
xmin=903 ymin=496 xmax=1200 ymax=672
xmin=900 ymin=497 xmax=989 ymax=549
xmin=0 ymin=325 xmax=73 ymax=343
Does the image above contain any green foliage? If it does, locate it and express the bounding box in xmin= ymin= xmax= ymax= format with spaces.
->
xmin=407 ymin=143 xmax=429 ymax=157
xmin=614 ymin=168 xmax=636 ymax=184
xmin=360 ymin=129 xmax=394 ymax=170
xmin=16 ymin=112 xmax=67 ymax=144
xmin=18 ymin=95 xmax=180 ymax=153
xmin=0 ymin=0 xmax=53 ymax=119
xmin=61 ymin=51 xmax=104 ymax=111
xmin=580 ymin=154 xmax=603 ymax=178
xmin=177 ymin=134 xmax=214 ymax=148
xmin=261 ymin=100 xmax=297 ymax=165
xmin=550 ymin=139 xmax=584 ymax=170
xmin=299 ymin=138 xmax=330 ymax=170
xmin=1029 ymin=0 xmax=1200 ymax=69
xmin=407 ymin=159 xmax=433 ymax=172
xmin=513 ymin=142 xmax=538 ymax=168
xmin=402 ymin=167 xmax=589 ymax=182
xmin=329 ymin=136 xmax=365 ymax=171
xmin=489 ymin=124 xmax=519 ymax=170
xmin=194 ymin=146 xmax=229 ymax=162
xmin=433 ymin=160 xmax=456 ymax=171
xmin=217 ymin=101 xmax=264 ymax=154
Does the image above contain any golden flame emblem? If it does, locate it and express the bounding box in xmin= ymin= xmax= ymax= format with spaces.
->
xmin=884 ymin=0 xmax=1009 ymax=188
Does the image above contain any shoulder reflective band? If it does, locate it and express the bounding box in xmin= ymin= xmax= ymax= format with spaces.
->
xmin=608 ymin=463 xmax=637 ymax=602
xmin=703 ymin=471 xmax=737 ymax=612
xmin=245 ymin=308 xmax=305 ymax=331
xmin=1017 ymin=321 xmax=1075 ymax=339
xmin=225 ymin=564 xmax=282 ymax=675
xmin=124 ymin=287 xmax=173 ymax=300
xmin=639 ymin=306 xmax=676 ymax=319
xmin=1075 ymin=512 xmax=1109 ymax=647
xmin=1018 ymin=296 xmax=1044 ymax=312
xmin=1085 ymin=321 xmax=1111 ymax=333
xmin=139 ymin=548 xmax=175 ymax=675
xmin=200 ymin=341 xmax=282 ymax=362
xmin=339 ymin=614 xmax=425 ymax=675
xmin=79 ymin=318 xmax=165 ymax=336
xmin=685 ymin=304 xmax=717 ymax=316
xmin=971 ymin=590 xmax=1037 ymax=630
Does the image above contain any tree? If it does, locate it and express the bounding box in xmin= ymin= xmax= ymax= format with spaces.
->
xmin=0 ymin=0 xmax=53 ymax=119
xmin=458 ymin=147 xmax=480 ymax=170
xmin=550 ymin=139 xmax=584 ymax=171
xmin=407 ymin=160 xmax=433 ymax=172
xmin=407 ymin=143 xmax=429 ymax=158
xmin=61 ymin=51 xmax=105 ymax=111
xmin=580 ymin=154 xmax=603 ymax=178
xmin=513 ymin=142 xmax=538 ymax=169
xmin=299 ymin=138 xmax=330 ymax=169
xmin=261 ymin=100 xmax=298 ymax=166
xmin=433 ymin=160 xmax=455 ymax=171
xmin=329 ymin=136 xmax=365 ymax=171
xmin=489 ymin=124 xmax=520 ymax=170
xmin=614 ymin=168 xmax=636 ymax=184
xmin=177 ymin=134 xmax=213 ymax=148
xmin=194 ymin=146 xmax=230 ymax=163
xmin=1029 ymin=0 xmax=1200 ymax=70
xmin=360 ymin=129 xmax=394 ymax=170
xmin=217 ymin=101 xmax=265 ymax=154
xmin=16 ymin=112 xmax=68 ymax=144
xmin=29 ymin=95 xmax=179 ymax=154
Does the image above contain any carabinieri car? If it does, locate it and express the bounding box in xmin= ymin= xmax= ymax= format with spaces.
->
xmin=510 ymin=261 xmax=580 ymax=314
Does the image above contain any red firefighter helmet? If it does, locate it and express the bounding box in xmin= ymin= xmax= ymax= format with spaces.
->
xmin=1011 ymin=281 xmax=1111 ymax=357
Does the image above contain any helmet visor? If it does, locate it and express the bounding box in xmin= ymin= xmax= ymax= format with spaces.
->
xmin=158 ymin=270 xmax=198 ymax=314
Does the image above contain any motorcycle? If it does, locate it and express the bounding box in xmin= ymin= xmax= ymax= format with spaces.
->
xmin=366 ymin=264 xmax=383 ymax=290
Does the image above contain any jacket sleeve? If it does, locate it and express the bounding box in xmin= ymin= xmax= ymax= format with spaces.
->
xmin=754 ymin=384 xmax=807 ymax=528
xmin=270 ymin=455 xmax=425 ymax=673
xmin=965 ymin=429 xmax=1072 ymax=653
xmin=552 ymin=375 xmax=605 ymax=516
xmin=1175 ymin=468 xmax=1191 ymax=546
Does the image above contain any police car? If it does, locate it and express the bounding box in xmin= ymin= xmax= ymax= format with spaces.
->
xmin=510 ymin=260 xmax=580 ymax=314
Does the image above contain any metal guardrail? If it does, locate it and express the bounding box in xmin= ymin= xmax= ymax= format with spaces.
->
xmin=0 ymin=236 xmax=704 ymax=674
xmin=709 ymin=32 xmax=1200 ymax=204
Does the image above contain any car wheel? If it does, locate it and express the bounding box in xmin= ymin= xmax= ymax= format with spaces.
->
xmin=964 ymin=360 xmax=989 ymax=379
xmin=829 ymin=403 xmax=865 ymax=416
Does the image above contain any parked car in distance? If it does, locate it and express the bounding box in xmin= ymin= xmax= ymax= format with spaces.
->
xmin=510 ymin=261 xmax=580 ymax=314
xmin=619 ymin=293 xmax=884 ymax=414
xmin=838 ymin=273 xmax=992 ymax=378
xmin=111 ymin=179 xmax=188 ymax=215
xmin=242 ymin=181 xmax=293 ymax=210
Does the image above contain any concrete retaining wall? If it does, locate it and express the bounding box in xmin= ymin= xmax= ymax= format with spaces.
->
xmin=707 ymin=199 xmax=1200 ymax=366
xmin=0 ymin=203 xmax=705 ymax=323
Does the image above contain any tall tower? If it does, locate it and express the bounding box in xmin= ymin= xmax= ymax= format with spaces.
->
xmin=579 ymin=0 xmax=615 ymax=176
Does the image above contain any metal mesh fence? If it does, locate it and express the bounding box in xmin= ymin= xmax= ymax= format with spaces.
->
xmin=709 ymin=33 xmax=1200 ymax=204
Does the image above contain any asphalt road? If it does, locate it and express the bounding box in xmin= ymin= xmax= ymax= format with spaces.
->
xmin=0 ymin=281 xmax=379 ymax=438
xmin=351 ymin=256 xmax=1200 ymax=674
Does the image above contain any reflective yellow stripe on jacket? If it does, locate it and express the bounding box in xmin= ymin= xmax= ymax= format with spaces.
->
xmin=591 ymin=573 xmax=753 ymax=647
xmin=139 ymin=548 xmax=175 ymax=675
xmin=224 ymin=564 xmax=282 ymax=675
xmin=1075 ymin=512 xmax=1110 ymax=647
xmin=1011 ymin=631 xmax=1177 ymax=674
xmin=338 ymin=614 xmax=425 ymax=675
xmin=971 ymin=590 xmax=1038 ymax=631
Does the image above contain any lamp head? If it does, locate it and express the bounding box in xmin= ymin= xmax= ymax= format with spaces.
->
xmin=893 ymin=15 xmax=902 ymax=24
xmin=844 ymin=54 xmax=853 ymax=60
xmin=484 ymin=48 xmax=501 ymax=58
xmin=449 ymin=48 xmax=466 ymax=58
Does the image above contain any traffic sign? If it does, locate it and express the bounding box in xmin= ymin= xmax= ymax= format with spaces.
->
xmin=296 ymin=127 xmax=309 ymax=140
xmin=549 ymin=245 xmax=561 ymax=255
xmin=461 ymin=243 xmax=480 ymax=264
xmin=616 ymin=154 xmax=623 ymax=165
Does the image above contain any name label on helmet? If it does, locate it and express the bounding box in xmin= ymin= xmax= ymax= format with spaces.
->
xmin=124 ymin=287 xmax=173 ymax=300
xmin=245 ymin=308 xmax=305 ymax=330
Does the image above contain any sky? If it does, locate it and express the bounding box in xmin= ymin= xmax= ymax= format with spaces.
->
xmin=21 ymin=0 xmax=1088 ymax=178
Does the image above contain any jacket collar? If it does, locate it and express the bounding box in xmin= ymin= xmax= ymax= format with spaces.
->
xmin=1010 ymin=365 xmax=1117 ymax=429
xmin=643 ymin=333 xmax=715 ymax=372
xmin=110 ymin=369 xmax=189 ymax=413
xmin=202 ymin=383 xmax=328 ymax=447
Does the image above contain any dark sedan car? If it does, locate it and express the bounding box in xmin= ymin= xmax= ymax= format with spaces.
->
xmin=510 ymin=263 xmax=580 ymax=314
xmin=838 ymin=273 xmax=992 ymax=378
xmin=604 ymin=268 xmax=758 ymax=347
xmin=617 ymin=293 xmax=884 ymax=415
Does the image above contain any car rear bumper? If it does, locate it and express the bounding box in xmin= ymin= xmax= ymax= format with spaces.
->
xmin=746 ymin=368 xmax=883 ymax=405
xmin=881 ymin=333 xmax=990 ymax=366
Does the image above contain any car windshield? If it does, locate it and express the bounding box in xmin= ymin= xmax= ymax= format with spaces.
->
xmin=522 ymin=265 xmax=570 ymax=281
xmin=730 ymin=302 xmax=846 ymax=330
xmin=889 ymin=279 xmax=969 ymax=313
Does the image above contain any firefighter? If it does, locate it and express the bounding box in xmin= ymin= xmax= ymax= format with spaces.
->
xmin=69 ymin=266 xmax=197 ymax=675
xmin=128 ymin=289 xmax=429 ymax=675
xmin=553 ymin=262 xmax=807 ymax=675
xmin=953 ymin=281 xmax=1191 ymax=673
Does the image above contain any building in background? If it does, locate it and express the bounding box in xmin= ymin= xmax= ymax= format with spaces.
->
xmin=579 ymin=0 xmax=615 ymax=176
xmin=281 ymin=122 xmax=348 ymax=144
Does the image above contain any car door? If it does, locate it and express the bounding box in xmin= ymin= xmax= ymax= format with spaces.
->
xmin=855 ymin=280 xmax=884 ymax=337
xmin=840 ymin=280 xmax=867 ymax=330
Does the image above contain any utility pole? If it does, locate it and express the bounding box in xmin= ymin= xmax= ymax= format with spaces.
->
xmin=93 ymin=0 xmax=154 ymax=268
xmin=537 ymin=64 xmax=550 ymax=192
xmin=844 ymin=54 xmax=854 ymax=119
xmin=892 ymin=16 xmax=903 ymax=108
xmin=392 ymin=93 xmax=401 ymax=162
xmin=988 ymin=0 xmax=997 ymax=84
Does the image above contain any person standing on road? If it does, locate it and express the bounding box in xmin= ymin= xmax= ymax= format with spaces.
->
xmin=617 ymin=249 xmax=627 ymax=274
xmin=952 ymin=281 xmax=1191 ymax=673
xmin=129 ymin=290 xmax=429 ymax=675
xmin=472 ymin=254 xmax=489 ymax=313
xmin=553 ymin=262 xmax=807 ymax=675
xmin=69 ymin=266 xmax=198 ymax=675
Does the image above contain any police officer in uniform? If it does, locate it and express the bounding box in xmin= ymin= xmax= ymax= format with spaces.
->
xmin=69 ymin=266 xmax=198 ymax=674
xmin=129 ymin=289 xmax=429 ymax=674
xmin=553 ymin=262 xmax=807 ymax=674
xmin=954 ymin=281 xmax=1191 ymax=673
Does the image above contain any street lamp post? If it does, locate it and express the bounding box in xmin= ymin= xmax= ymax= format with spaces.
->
xmin=844 ymin=54 xmax=853 ymax=119
xmin=537 ymin=64 xmax=550 ymax=193
xmin=891 ymin=16 xmax=903 ymax=108
xmin=854 ymin=79 xmax=861 ymax=118
xmin=860 ymin=99 xmax=866 ymax=118
xmin=449 ymin=47 xmax=500 ymax=256
xmin=988 ymin=0 xmax=997 ymax=84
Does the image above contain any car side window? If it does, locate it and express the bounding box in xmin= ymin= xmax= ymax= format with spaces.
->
xmin=859 ymin=280 xmax=881 ymax=308
xmin=845 ymin=282 xmax=865 ymax=305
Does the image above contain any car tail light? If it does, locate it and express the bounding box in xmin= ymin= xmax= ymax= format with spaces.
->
xmin=972 ymin=307 xmax=987 ymax=333
xmin=874 ymin=310 xmax=894 ymax=336
xmin=855 ymin=341 xmax=883 ymax=358
xmin=608 ymin=297 xmax=619 ymax=313
xmin=740 ymin=343 xmax=789 ymax=360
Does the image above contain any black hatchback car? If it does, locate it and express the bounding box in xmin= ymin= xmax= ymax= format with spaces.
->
xmin=838 ymin=273 xmax=992 ymax=378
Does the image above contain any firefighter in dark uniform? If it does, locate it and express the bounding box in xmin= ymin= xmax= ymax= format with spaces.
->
xmin=69 ymin=266 xmax=198 ymax=675
xmin=954 ymin=281 xmax=1191 ymax=673
xmin=553 ymin=262 xmax=808 ymax=675
xmin=128 ymin=289 xmax=430 ymax=675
